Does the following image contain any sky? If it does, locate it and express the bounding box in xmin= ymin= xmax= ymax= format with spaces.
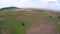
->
xmin=0 ymin=0 xmax=60 ymax=10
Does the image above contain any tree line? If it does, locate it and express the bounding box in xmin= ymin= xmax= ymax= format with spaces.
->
xmin=0 ymin=6 xmax=18 ymax=10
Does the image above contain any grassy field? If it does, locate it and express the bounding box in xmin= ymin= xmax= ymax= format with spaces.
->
xmin=0 ymin=9 xmax=38 ymax=34
xmin=0 ymin=9 xmax=60 ymax=34
xmin=46 ymin=12 xmax=60 ymax=33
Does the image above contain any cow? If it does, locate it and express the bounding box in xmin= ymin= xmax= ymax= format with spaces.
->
xmin=21 ymin=23 xmax=25 ymax=26
xmin=57 ymin=16 xmax=60 ymax=19
xmin=49 ymin=16 xmax=52 ymax=18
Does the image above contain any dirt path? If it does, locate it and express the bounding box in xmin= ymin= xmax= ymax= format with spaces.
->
xmin=26 ymin=13 xmax=57 ymax=34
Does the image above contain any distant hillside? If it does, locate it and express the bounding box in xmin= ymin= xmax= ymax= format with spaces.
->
xmin=0 ymin=7 xmax=18 ymax=10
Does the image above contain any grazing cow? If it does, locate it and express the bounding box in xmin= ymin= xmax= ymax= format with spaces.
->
xmin=21 ymin=23 xmax=25 ymax=26
xmin=49 ymin=16 xmax=52 ymax=17
xmin=57 ymin=16 xmax=60 ymax=18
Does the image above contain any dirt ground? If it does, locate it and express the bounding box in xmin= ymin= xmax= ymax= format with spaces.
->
xmin=26 ymin=12 xmax=58 ymax=34
xmin=0 ymin=10 xmax=58 ymax=34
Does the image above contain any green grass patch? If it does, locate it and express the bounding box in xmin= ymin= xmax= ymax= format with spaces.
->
xmin=47 ymin=17 xmax=60 ymax=33
xmin=29 ymin=16 xmax=37 ymax=23
xmin=0 ymin=10 xmax=37 ymax=34
xmin=2 ymin=16 xmax=31 ymax=34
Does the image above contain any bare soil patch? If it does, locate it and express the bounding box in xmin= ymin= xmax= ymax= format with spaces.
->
xmin=0 ymin=15 xmax=5 ymax=20
xmin=26 ymin=13 xmax=58 ymax=34
xmin=2 ymin=29 xmax=10 ymax=34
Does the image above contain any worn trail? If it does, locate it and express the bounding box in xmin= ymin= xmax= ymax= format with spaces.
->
xmin=26 ymin=13 xmax=57 ymax=34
